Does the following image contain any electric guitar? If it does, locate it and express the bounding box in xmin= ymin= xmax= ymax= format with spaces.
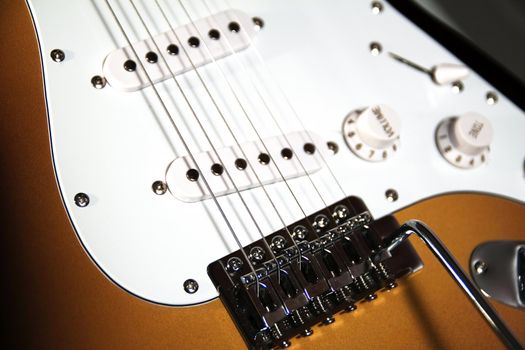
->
xmin=3 ymin=0 xmax=525 ymax=348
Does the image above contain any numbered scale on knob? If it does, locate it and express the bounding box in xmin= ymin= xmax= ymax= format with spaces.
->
xmin=435 ymin=112 xmax=493 ymax=169
xmin=343 ymin=105 xmax=401 ymax=162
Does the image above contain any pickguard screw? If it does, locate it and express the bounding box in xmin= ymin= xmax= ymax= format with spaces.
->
xmin=91 ymin=75 xmax=106 ymax=89
xmin=50 ymin=49 xmax=65 ymax=62
xmin=385 ymin=188 xmax=399 ymax=202
xmin=253 ymin=17 xmax=264 ymax=31
xmin=152 ymin=181 xmax=167 ymax=195
xmin=371 ymin=1 xmax=384 ymax=14
xmin=486 ymin=91 xmax=498 ymax=105
xmin=183 ymin=279 xmax=199 ymax=294
xmin=474 ymin=261 xmax=487 ymax=275
xmin=74 ymin=193 xmax=90 ymax=207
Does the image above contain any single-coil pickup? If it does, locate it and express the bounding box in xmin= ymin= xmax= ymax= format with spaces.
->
xmin=166 ymin=131 xmax=327 ymax=202
xmin=103 ymin=10 xmax=257 ymax=92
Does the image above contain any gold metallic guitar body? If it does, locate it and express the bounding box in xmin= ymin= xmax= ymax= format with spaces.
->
xmin=2 ymin=0 xmax=524 ymax=349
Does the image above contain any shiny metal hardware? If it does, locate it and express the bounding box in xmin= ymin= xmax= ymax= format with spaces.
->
xmin=385 ymin=189 xmax=399 ymax=202
xmin=385 ymin=221 xmax=523 ymax=350
xmin=151 ymin=181 xmax=167 ymax=195
xmin=470 ymin=241 xmax=525 ymax=310
xmin=91 ymin=75 xmax=106 ymax=89
xmin=183 ymin=279 xmax=199 ymax=294
xmin=50 ymin=49 xmax=65 ymax=62
xmin=74 ymin=193 xmax=90 ymax=207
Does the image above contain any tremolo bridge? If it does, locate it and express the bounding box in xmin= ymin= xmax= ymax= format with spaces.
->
xmin=208 ymin=196 xmax=424 ymax=349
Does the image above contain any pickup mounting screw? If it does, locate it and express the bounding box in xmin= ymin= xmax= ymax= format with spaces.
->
xmin=50 ymin=49 xmax=65 ymax=62
xmin=183 ymin=279 xmax=199 ymax=294
xmin=327 ymin=141 xmax=339 ymax=155
xmin=252 ymin=17 xmax=264 ymax=31
xmin=474 ymin=260 xmax=487 ymax=275
xmin=385 ymin=189 xmax=398 ymax=202
xmin=249 ymin=246 xmax=265 ymax=263
xmin=227 ymin=257 xmax=243 ymax=273
xmin=91 ymin=75 xmax=106 ymax=89
xmin=152 ymin=181 xmax=167 ymax=195
xmin=74 ymin=193 xmax=90 ymax=207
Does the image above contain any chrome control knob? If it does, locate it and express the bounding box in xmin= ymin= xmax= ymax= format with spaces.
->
xmin=343 ymin=105 xmax=401 ymax=162
xmin=436 ymin=112 xmax=493 ymax=168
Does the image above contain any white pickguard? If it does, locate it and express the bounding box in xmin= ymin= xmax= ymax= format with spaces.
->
xmin=28 ymin=0 xmax=525 ymax=306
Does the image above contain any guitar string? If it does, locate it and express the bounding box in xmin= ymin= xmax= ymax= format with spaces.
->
xmin=151 ymin=0 xmax=307 ymax=273
xmin=158 ymin=0 xmax=326 ymax=236
xmin=171 ymin=0 xmax=333 ymax=220
xmin=165 ymin=0 xmax=361 ymax=285
xmin=103 ymin=0 xmax=262 ymax=293
xmin=165 ymin=0 xmax=357 ymax=282
xmin=219 ymin=0 xmax=350 ymax=203
xmin=168 ymin=0 xmax=357 ymax=284
xmin=126 ymin=0 xmax=287 ymax=287
xmin=186 ymin=0 xmax=356 ymax=223
xmin=189 ymin=0 xmax=358 ymax=277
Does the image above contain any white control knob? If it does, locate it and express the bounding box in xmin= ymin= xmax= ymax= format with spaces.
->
xmin=343 ymin=105 xmax=401 ymax=162
xmin=436 ymin=112 xmax=493 ymax=168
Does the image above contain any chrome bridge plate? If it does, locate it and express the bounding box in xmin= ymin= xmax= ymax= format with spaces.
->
xmin=208 ymin=196 xmax=424 ymax=349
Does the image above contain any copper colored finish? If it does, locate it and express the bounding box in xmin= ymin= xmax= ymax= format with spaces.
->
xmin=1 ymin=1 xmax=524 ymax=349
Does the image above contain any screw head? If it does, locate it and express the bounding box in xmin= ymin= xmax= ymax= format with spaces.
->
xmin=271 ymin=235 xmax=287 ymax=251
xmin=183 ymin=279 xmax=199 ymax=294
xmin=327 ymin=141 xmax=339 ymax=155
xmin=293 ymin=225 xmax=308 ymax=240
xmin=313 ymin=214 xmax=330 ymax=230
xmin=226 ymin=257 xmax=243 ymax=273
xmin=385 ymin=188 xmax=399 ymax=202
xmin=474 ymin=260 xmax=488 ymax=275
xmin=91 ymin=75 xmax=106 ymax=89
xmin=451 ymin=80 xmax=464 ymax=94
xmin=249 ymin=246 xmax=265 ymax=263
xmin=123 ymin=59 xmax=137 ymax=72
xmin=332 ymin=205 xmax=349 ymax=221
xmin=152 ymin=181 xmax=167 ymax=195
xmin=322 ymin=316 xmax=335 ymax=325
xmin=486 ymin=91 xmax=498 ymax=105
xmin=50 ymin=49 xmax=65 ymax=62
xmin=371 ymin=1 xmax=384 ymax=14
xmin=74 ymin=193 xmax=90 ymax=207
xmin=302 ymin=328 xmax=313 ymax=337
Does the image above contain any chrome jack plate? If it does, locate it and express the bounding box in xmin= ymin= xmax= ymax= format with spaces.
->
xmin=470 ymin=241 xmax=525 ymax=310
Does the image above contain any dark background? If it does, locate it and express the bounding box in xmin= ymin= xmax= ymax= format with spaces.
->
xmin=415 ymin=0 xmax=525 ymax=83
